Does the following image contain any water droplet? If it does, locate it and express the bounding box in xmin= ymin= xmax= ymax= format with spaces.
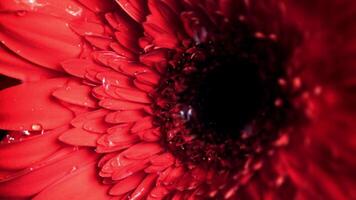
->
xmin=16 ymin=10 xmax=27 ymax=16
xmin=179 ymin=105 xmax=194 ymax=121
xmin=269 ymin=33 xmax=278 ymax=41
xmin=253 ymin=160 xmax=263 ymax=170
xmin=108 ymin=140 xmax=114 ymax=147
xmin=274 ymin=134 xmax=289 ymax=146
xmin=31 ymin=123 xmax=43 ymax=131
xmin=314 ymin=85 xmax=322 ymax=95
xmin=254 ymin=32 xmax=265 ymax=39
xmin=70 ymin=166 xmax=78 ymax=173
xmin=293 ymin=77 xmax=302 ymax=89
xmin=274 ymin=98 xmax=283 ymax=107
xmin=23 ymin=130 xmax=31 ymax=136
xmin=65 ymin=5 xmax=83 ymax=17
xmin=275 ymin=175 xmax=285 ymax=187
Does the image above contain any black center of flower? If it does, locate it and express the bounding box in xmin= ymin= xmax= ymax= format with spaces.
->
xmin=152 ymin=17 xmax=302 ymax=168
xmin=192 ymin=45 xmax=264 ymax=140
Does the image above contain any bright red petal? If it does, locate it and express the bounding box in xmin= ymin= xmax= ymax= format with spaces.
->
xmin=0 ymin=78 xmax=73 ymax=130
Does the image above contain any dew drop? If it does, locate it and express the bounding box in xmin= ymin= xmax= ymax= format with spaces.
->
xmin=16 ymin=10 xmax=27 ymax=16
xmin=274 ymin=98 xmax=283 ymax=107
xmin=65 ymin=5 xmax=83 ymax=17
xmin=275 ymin=175 xmax=285 ymax=187
xmin=70 ymin=166 xmax=78 ymax=173
xmin=254 ymin=32 xmax=266 ymax=39
xmin=108 ymin=140 xmax=115 ymax=147
xmin=23 ymin=130 xmax=31 ymax=136
xmin=31 ymin=123 xmax=43 ymax=131
xmin=293 ymin=77 xmax=302 ymax=89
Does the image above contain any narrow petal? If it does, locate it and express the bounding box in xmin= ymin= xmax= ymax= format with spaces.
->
xmin=115 ymin=87 xmax=151 ymax=103
xmin=52 ymin=81 xmax=97 ymax=108
xmin=105 ymin=110 xmax=146 ymax=124
xmin=59 ymin=128 xmax=100 ymax=147
xmin=99 ymin=99 xmax=149 ymax=110
xmin=109 ymin=172 xmax=145 ymax=195
xmin=123 ymin=142 xmax=163 ymax=160
xmin=115 ymin=0 xmax=148 ymax=22
xmin=61 ymin=59 xmax=106 ymax=78
xmin=77 ymin=0 xmax=113 ymax=13
xmin=0 ymin=78 xmax=73 ymax=130
xmin=130 ymin=173 xmax=158 ymax=200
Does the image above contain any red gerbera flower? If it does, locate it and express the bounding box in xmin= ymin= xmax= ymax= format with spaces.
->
xmin=0 ymin=0 xmax=355 ymax=199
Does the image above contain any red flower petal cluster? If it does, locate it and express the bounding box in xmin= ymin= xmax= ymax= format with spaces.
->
xmin=0 ymin=0 xmax=355 ymax=199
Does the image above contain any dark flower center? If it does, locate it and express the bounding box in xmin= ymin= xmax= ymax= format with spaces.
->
xmin=152 ymin=16 xmax=302 ymax=169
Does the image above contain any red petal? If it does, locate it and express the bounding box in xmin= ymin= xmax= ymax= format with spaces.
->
xmin=110 ymin=42 xmax=137 ymax=60
xmin=148 ymin=186 xmax=169 ymax=199
xmin=131 ymin=116 xmax=153 ymax=133
xmin=115 ymin=87 xmax=151 ymax=103
xmin=115 ymin=0 xmax=147 ymax=22
xmin=0 ymin=44 xmax=59 ymax=82
xmin=70 ymin=20 xmax=106 ymax=36
xmin=105 ymin=110 xmax=145 ymax=124
xmin=59 ymin=128 xmax=99 ymax=147
xmin=71 ymin=109 xmax=109 ymax=128
xmin=96 ymin=71 xmax=132 ymax=88
xmin=136 ymin=72 xmax=160 ymax=86
xmin=133 ymin=79 xmax=155 ymax=92
xmin=99 ymin=99 xmax=149 ymax=110
xmin=0 ymin=78 xmax=73 ymax=130
xmin=77 ymin=0 xmax=113 ymax=13
xmin=61 ymin=59 xmax=106 ymax=78
xmin=123 ymin=142 xmax=163 ymax=160
xmin=137 ymin=128 xmax=160 ymax=142
xmin=0 ymin=126 xmax=67 ymax=170
xmin=52 ymin=81 xmax=97 ymax=108
xmin=111 ymin=160 xmax=149 ymax=181
xmin=109 ymin=172 xmax=145 ymax=195
xmin=0 ymin=149 xmax=97 ymax=198
xmin=85 ymin=35 xmax=112 ymax=50
xmin=130 ymin=173 xmax=158 ymax=200
xmin=0 ymin=0 xmax=96 ymax=21
xmin=82 ymin=117 xmax=109 ymax=134
xmin=32 ymin=163 xmax=109 ymax=200
xmin=0 ymin=12 xmax=81 ymax=70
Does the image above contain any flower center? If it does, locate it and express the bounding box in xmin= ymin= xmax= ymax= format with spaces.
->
xmin=152 ymin=17 xmax=302 ymax=169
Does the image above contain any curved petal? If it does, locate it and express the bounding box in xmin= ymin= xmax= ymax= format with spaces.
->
xmin=0 ymin=0 xmax=96 ymax=21
xmin=0 ymin=12 xmax=81 ymax=70
xmin=52 ymin=81 xmax=97 ymax=108
xmin=32 ymin=163 xmax=109 ymax=200
xmin=59 ymin=128 xmax=100 ymax=147
xmin=0 ymin=44 xmax=60 ymax=82
xmin=0 ymin=149 xmax=97 ymax=198
xmin=0 ymin=78 xmax=73 ymax=130
xmin=0 ymin=126 xmax=67 ymax=170
xmin=76 ymin=0 xmax=113 ymax=13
